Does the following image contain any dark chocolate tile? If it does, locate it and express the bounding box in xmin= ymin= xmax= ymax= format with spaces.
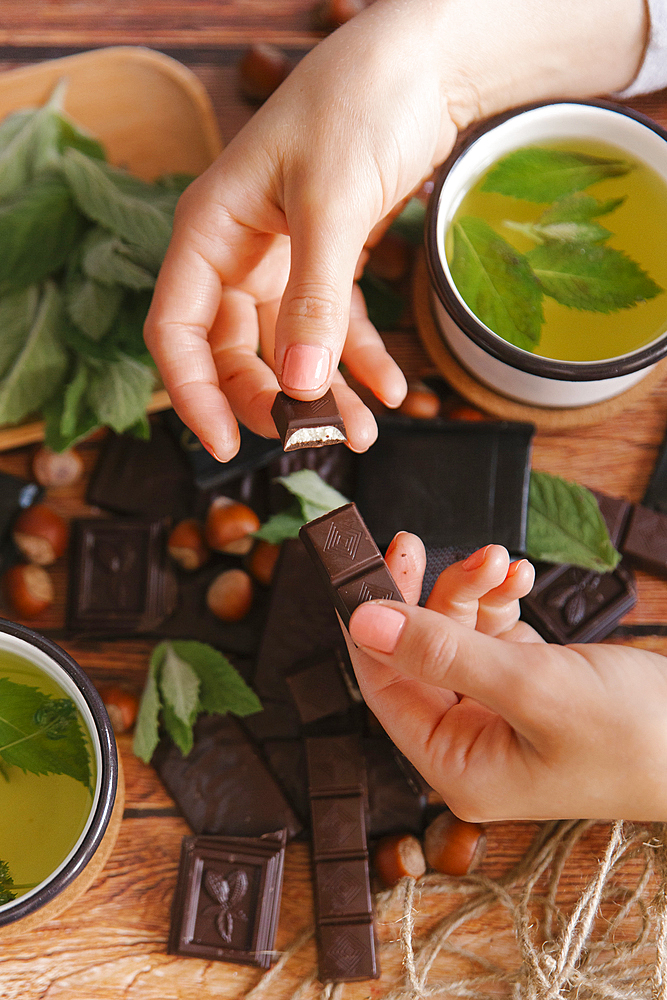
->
xmin=286 ymin=651 xmax=351 ymax=725
xmin=271 ymin=389 xmax=347 ymax=451
xmin=314 ymin=858 xmax=373 ymax=920
xmin=310 ymin=795 xmax=368 ymax=858
xmin=317 ymin=920 xmax=378 ymax=983
xmin=590 ymin=490 xmax=632 ymax=548
xmin=642 ymin=428 xmax=667 ymax=515
xmin=363 ymin=736 xmax=428 ymax=838
xmin=306 ymin=734 xmax=367 ymax=796
xmin=621 ymin=504 xmax=667 ymax=576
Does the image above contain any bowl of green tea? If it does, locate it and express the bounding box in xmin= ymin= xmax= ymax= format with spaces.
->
xmin=425 ymin=100 xmax=667 ymax=407
xmin=0 ymin=618 xmax=118 ymax=930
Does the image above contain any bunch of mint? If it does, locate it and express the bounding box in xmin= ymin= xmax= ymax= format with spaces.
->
xmin=449 ymin=146 xmax=663 ymax=351
xmin=0 ymin=80 xmax=192 ymax=450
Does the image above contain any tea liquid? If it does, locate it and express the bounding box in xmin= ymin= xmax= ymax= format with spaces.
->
xmin=0 ymin=651 xmax=95 ymax=901
xmin=447 ymin=138 xmax=667 ymax=362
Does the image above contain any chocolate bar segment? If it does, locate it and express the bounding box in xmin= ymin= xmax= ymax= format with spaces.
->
xmin=271 ymin=389 xmax=347 ymax=451
xmin=621 ymin=504 xmax=667 ymax=576
xmin=299 ymin=503 xmax=404 ymax=628
xmin=286 ymin=651 xmax=351 ymax=725
xmin=169 ymin=829 xmax=286 ymax=968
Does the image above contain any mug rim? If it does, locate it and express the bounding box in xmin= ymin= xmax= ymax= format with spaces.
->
xmin=0 ymin=618 xmax=117 ymax=927
xmin=425 ymin=98 xmax=667 ymax=382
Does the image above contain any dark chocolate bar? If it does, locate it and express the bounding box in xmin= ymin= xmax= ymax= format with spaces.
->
xmin=271 ymin=389 xmax=347 ymax=451
xmin=621 ymin=504 xmax=667 ymax=576
xmin=66 ymin=517 xmax=177 ymax=634
xmin=299 ymin=503 xmax=404 ymax=628
xmin=169 ymin=829 xmax=286 ymax=968
xmin=642 ymin=429 xmax=667 ymax=515
xmin=590 ymin=490 xmax=632 ymax=548
xmin=286 ymin=650 xmax=351 ymax=725
xmin=153 ymin=714 xmax=302 ymax=841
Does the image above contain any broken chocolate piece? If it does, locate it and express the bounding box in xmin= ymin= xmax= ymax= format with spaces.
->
xmin=621 ymin=504 xmax=667 ymax=576
xmin=286 ymin=650 xmax=351 ymax=725
xmin=299 ymin=503 xmax=404 ymax=628
xmin=590 ymin=490 xmax=632 ymax=548
xmin=271 ymin=389 xmax=347 ymax=451
xmin=66 ymin=517 xmax=177 ymax=634
xmin=169 ymin=829 xmax=286 ymax=967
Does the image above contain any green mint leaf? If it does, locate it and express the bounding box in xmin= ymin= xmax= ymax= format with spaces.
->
xmin=43 ymin=356 xmax=101 ymax=452
xmin=388 ymin=197 xmax=426 ymax=245
xmin=481 ymin=147 xmax=632 ymax=202
xmin=358 ymin=271 xmax=406 ymax=329
xmin=526 ymin=471 xmax=621 ymax=572
xmin=0 ymin=859 xmax=17 ymax=904
xmin=528 ymin=241 xmax=663 ymax=312
xmin=538 ymin=193 xmax=625 ymax=224
xmin=85 ymin=354 xmax=155 ymax=434
xmin=81 ymin=227 xmax=156 ymax=291
xmin=0 ymin=106 xmax=61 ymax=198
xmin=275 ymin=468 xmax=350 ymax=522
xmin=108 ymin=290 xmax=155 ymax=364
xmin=0 ymin=176 xmax=86 ymax=294
xmin=66 ymin=270 xmax=123 ymax=341
xmin=0 ymin=677 xmax=92 ymax=790
xmin=55 ymin=114 xmax=106 ymax=162
xmin=449 ymin=216 xmax=543 ymax=350
xmin=253 ymin=505 xmax=305 ymax=544
xmin=0 ymin=281 xmax=69 ymax=425
xmin=505 ymin=219 xmax=611 ymax=244
xmin=164 ymin=640 xmax=262 ymax=718
xmin=158 ymin=643 xmax=200 ymax=728
xmin=161 ymin=700 xmax=194 ymax=756
xmin=59 ymin=148 xmax=172 ymax=272
xmin=132 ymin=654 xmax=162 ymax=764
xmin=0 ymin=286 xmax=40 ymax=380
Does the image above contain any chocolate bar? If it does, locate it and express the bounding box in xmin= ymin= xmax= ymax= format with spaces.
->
xmin=306 ymin=735 xmax=378 ymax=983
xmin=299 ymin=503 xmax=404 ymax=628
xmin=285 ymin=650 xmax=351 ymax=725
xmin=169 ymin=829 xmax=286 ymax=968
xmin=642 ymin=427 xmax=667 ymax=515
xmin=152 ymin=713 xmax=302 ymax=840
xmin=590 ymin=490 xmax=632 ymax=548
xmin=271 ymin=389 xmax=347 ymax=451
xmin=66 ymin=517 xmax=177 ymax=634
xmin=620 ymin=504 xmax=667 ymax=576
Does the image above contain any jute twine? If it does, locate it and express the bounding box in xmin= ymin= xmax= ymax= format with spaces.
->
xmin=246 ymin=820 xmax=667 ymax=1000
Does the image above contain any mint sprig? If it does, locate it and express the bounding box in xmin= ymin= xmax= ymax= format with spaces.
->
xmin=481 ymin=147 xmax=632 ymax=202
xmin=254 ymin=468 xmax=350 ymax=545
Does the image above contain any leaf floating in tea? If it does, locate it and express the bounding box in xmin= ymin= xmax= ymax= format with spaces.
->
xmin=0 ymin=859 xmax=16 ymax=904
xmin=527 ymin=241 xmax=663 ymax=312
xmin=449 ymin=216 xmax=543 ymax=350
xmin=481 ymin=147 xmax=632 ymax=202
xmin=538 ymin=192 xmax=625 ymax=223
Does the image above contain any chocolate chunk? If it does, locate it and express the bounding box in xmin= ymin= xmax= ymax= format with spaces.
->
xmin=354 ymin=419 xmax=534 ymax=551
xmin=153 ymin=714 xmax=302 ymax=841
xmin=520 ymin=562 xmax=636 ymax=644
xmin=299 ymin=503 xmax=404 ymax=628
xmin=621 ymin=504 xmax=667 ymax=576
xmin=169 ymin=829 xmax=286 ymax=968
xmin=590 ymin=490 xmax=632 ymax=548
xmin=271 ymin=389 xmax=348 ymax=451
xmin=66 ymin=517 xmax=177 ymax=634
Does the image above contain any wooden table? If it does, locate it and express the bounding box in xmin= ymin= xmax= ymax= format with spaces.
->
xmin=1 ymin=5 xmax=667 ymax=998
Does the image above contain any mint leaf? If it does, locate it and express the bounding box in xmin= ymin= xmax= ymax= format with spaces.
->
xmin=506 ymin=219 xmax=611 ymax=244
xmin=0 ymin=105 xmax=60 ymax=198
xmin=132 ymin=655 xmax=161 ymax=764
xmin=55 ymin=114 xmax=106 ymax=162
xmin=449 ymin=216 xmax=543 ymax=350
xmin=43 ymin=356 xmax=101 ymax=452
xmin=388 ymin=197 xmax=426 ymax=245
xmin=159 ymin=644 xmax=200 ymax=729
xmin=85 ymin=354 xmax=155 ymax=433
xmin=161 ymin=700 xmax=194 ymax=757
xmin=528 ymin=241 xmax=663 ymax=312
xmin=481 ymin=147 xmax=632 ymax=202
xmin=81 ymin=227 xmax=156 ymax=290
xmin=0 ymin=281 xmax=69 ymax=425
xmin=0 ymin=677 xmax=92 ymax=790
xmin=276 ymin=468 xmax=350 ymax=521
xmin=253 ymin=505 xmax=305 ymax=544
xmin=358 ymin=271 xmax=406 ymax=329
xmin=0 ymin=286 xmax=39 ymax=379
xmin=538 ymin=193 xmax=625 ymax=223
xmin=166 ymin=640 xmax=262 ymax=717
xmin=66 ymin=270 xmax=123 ymax=340
xmin=526 ymin=471 xmax=621 ymax=572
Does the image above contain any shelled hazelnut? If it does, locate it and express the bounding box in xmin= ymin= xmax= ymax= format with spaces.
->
xmin=247 ymin=540 xmax=281 ymax=586
xmin=315 ymin=0 xmax=367 ymax=30
xmin=205 ymin=498 xmax=260 ymax=556
xmin=3 ymin=564 xmax=54 ymax=618
xmin=447 ymin=404 xmax=486 ymax=422
xmin=423 ymin=812 xmax=486 ymax=877
xmin=206 ymin=568 xmax=253 ymax=621
xmin=238 ymin=44 xmax=292 ymax=102
xmin=168 ymin=519 xmax=209 ymax=571
xmin=12 ymin=504 xmax=69 ymax=566
xmin=99 ymin=686 xmax=139 ymax=734
xmin=374 ymin=833 xmax=426 ymax=887
xmin=32 ymin=445 xmax=84 ymax=488
xmin=399 ymin=385 xmax=441 ymax=420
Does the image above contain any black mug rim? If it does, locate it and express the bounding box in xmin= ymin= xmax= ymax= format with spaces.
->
xmin=425 ymin=98 xmax=667 ymax=382
xmin=0 ymin=618 xmax=117 ymax=926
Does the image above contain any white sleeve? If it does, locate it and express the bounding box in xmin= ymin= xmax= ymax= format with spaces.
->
xmin=617 ymin=0 xmax=667 ymax=96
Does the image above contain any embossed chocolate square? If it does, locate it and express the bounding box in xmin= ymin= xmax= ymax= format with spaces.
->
xmin=306 ymin=733 xmax=367 ymax=796
xmin=314 ymin=858 xmax=373 ymax=920
xmin=317 ymin=920 xmax=378 ymax=983
xmin=310 ymin=795 xmax=368 ymax=858
xmin=271 ymin=389 xmax=348 ymax=451
xmin=169 ymin=830 xmax=286 ymax=968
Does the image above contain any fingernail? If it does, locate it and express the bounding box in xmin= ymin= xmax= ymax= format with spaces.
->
xmin=507 ymin=558 xmax=526 ymax=577
xmin=201 ymin=440 xmax=223 ymax=462
xmin=462 ymin=545 xmax=491 ymax=571
xmin=282 ymin=344 xmax=331 ymax=392
xmin=349 ymin=603 xmax=406 ymax=653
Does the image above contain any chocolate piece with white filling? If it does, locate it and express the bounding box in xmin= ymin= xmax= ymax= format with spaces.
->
xmin=271 ymin=389 xmax=347 ymax=451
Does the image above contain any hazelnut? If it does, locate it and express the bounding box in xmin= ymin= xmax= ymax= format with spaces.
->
xmin=315 ymin=0 xmax=367 ymax=30
xmin=206 ymin=568 xmax=253 ymax=621
xmin=12 ymin=504 xmax=69 ymax=566
xmin=205 ymin=498 xmax=260 ymax=556
xmin=247 ymin=540 xmax=281 ymax=586
xmin=98 ymin=686 xmax=139 ymax=734
xmin=399 ymin=385 xmax=441 ymax=420
xmin=374 ymin=833 xmax=426 ymax=887
xmin=32 ymin=445 xmax=84 ymax=488
xmin=3 ymin=564 xmax=54 ymax=618
xmin=447 ymin=404 xmax=486 ymax=422
xmin=238 ymin=44 xmax=292 ymax=102
xmin=168 ymin=519 xmax=209 ymax=571
xmin=366 ymin=233 xmax=409 ymax=283
xmin=423 ymin=812 xmax=486 ymax=876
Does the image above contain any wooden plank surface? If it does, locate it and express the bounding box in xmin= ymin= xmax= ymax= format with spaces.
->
xmin=0 ymin=4 xmax=667 ymax=997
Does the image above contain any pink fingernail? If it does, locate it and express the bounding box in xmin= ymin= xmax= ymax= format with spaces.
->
xmin=282 ymin=344 xmax=331 ymax=392
xmin=462 ymin=545 xmax=491 ymax=571
xmin=201 ymin=440 xmax=223 ymax=462
xmin=507 ymin=559 xmax=526 ymax=577
xmin=349 ymin=604 xmax=406 ymax=653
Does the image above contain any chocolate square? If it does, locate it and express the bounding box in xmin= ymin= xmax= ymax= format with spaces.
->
xmin=271 ymin=389 xmax=347 ymax=451
xmin=310 ymin=795 xmax=368 ymax=858
xmin=169 ymin=830 xmax=286 ymax=968
xmin=286 ymin=652 xmax=351 ymax=725
xmin=621 ymin=504 xmax=667 ymax=576
xmin=66 ymin=517 xmax=176 ymax=634
xmin=306 ymin=734 xmax=367 ymax=796
xmin=317 ymin=920 xmax=378 ymax=983
xmin=590 ymin=490 xmax=632 ymax=548
xmin=314 ymin=858 xmax=373 ymax=920
xmin=354 ymin=419 xmax=534 ymax=550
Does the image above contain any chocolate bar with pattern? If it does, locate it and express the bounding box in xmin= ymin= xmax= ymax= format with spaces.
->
xmin=299 ymin=503 xmax=404 ymax=628
xmin=271 ymin=389 xmax=347 ymax=451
